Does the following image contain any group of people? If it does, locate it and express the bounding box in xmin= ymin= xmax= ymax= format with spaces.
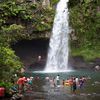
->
xmin=10 ymin=76 xmax=34 ymax=97
xmin=45 ymin=75 xmax=90 ymax=93
xmin=9 ymin=74 xmax=90 ymax=99
xmin=64 ymin=76 xmax=87 ymax=93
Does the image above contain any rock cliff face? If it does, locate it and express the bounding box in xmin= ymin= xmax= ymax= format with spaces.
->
xmin=12 ymin=39 xmax=49 ymax=68
xmin=12 ymin=39 xmax=100 ymax=70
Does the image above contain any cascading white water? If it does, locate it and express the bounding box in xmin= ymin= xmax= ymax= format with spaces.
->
xmin=45 ymin=0 xmax=69 ymax=72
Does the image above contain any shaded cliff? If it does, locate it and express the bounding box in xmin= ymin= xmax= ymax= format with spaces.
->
xmin=12 ymin=39 xmax=49 ymax=70
xmin=12 ymin=39 xmax=100 ymax=71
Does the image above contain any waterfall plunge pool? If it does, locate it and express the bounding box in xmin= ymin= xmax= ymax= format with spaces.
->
xmin=24 ymin=69 xmax=100 ymax=100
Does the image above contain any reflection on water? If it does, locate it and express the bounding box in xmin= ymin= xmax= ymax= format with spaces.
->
xmin=23 ymin=70 xmax=100 ymax=100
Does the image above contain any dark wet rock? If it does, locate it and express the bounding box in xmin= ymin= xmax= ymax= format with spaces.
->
xmin=29 ymin=59 xmax=46 ymax=71
xmin=69 ymin=56 xmax=100 ymax=69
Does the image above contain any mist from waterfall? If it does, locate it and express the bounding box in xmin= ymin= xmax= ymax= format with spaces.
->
xmin=45 ymin=0 xmax=69 ymax=72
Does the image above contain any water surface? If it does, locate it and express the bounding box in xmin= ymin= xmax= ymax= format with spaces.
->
xmin=23 ymin=69 xmax=100 ymax=100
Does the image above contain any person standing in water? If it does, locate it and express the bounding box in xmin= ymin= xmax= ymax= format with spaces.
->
xmin=38 ymin=55 xmax=41 ymax=61
xmin=56 ymin=75 xmax=60 ymax=87
xmin=72 ymin=78 xmax=77 ymax=93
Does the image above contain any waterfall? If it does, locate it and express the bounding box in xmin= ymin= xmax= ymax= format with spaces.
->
xmin=45 ymin=0 xmax=69 ymax=72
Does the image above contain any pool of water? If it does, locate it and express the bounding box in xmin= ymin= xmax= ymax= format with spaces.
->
xmin=23 ymin=69 xmax=100 ymax=100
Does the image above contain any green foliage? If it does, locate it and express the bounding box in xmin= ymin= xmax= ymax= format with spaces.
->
xmin=1 ymin=24 xmax=25 ymax=43
xmin=0 ymin=0 xmax=55 ymax=85
xmin=69 ymin=0 xmax=100 ymax=60
xmin=32 ymin=7 xmax=54 ymax=31
xmin=0 ymin=0 xmax=55 ymax=82
xmin=1 ymin=24 xmax=24 ymax=33
xmin=0 ymin=81 xmax=13 ymax=90
xmin=71 ymin=45 xmax=100 ymax=61
xmin=0 ymin=0 xmax=55 ymax=40
xmin=0 ymin=0 xmax=33 ymax=24
xmin=51 ymin=0 xmax=59 ymax=5
xmin=0 ymin=81 xmax=14 ymax=94
xmin=0 ymin=34 xmax=10 ymax=47
xmin=68 ymin=0 xmax=80 ymax=8
xmin=0 ymin=46 xmax=22 ymax=81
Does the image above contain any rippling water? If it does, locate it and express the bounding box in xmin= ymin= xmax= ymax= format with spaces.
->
xmin=23 ymin=70 xmax=100 ymax=100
